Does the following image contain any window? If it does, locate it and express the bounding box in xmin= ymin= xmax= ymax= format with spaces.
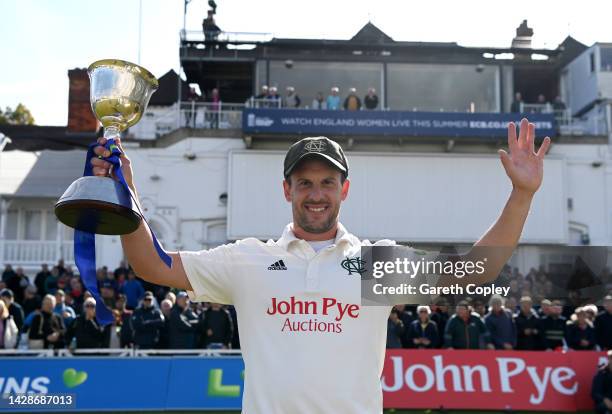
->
xmin=590 ymin=52 xmax=596 ymax=73
xmin=600 ymin=46 xmax=612 ymax=72
xmin=24 ymin=210 xmax=42 ymax=240
xmin=45 ymin=211 xmax=58 ymax=241
xmin=5 ymin=210 xmax=18 ymax=239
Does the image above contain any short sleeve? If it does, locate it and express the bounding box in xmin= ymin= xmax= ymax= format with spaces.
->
xmin=179 ymin=243 xmax=236 ymax=304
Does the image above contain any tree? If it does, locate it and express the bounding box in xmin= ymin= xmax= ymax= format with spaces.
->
xmin=0 ymin=103 xmax=35 ymax=125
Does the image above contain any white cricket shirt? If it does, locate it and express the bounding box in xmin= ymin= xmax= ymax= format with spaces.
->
xmin=180 ymin=222 xmax=421 ymax=414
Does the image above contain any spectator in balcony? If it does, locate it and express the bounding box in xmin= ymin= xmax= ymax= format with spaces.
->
xmin=34 ymin=264 xmax=51 ymax=296
xmin=364 ymin=87 xmax=379 ymax=110
xmin=22 ymin=285 xmax=41 ymax=318
xmin=552 ymin=96 xmax=567 ymax=112
xmin=407 ymin=306 xmax=439 ymax=348
xmin=198 ymin=303 xmax=233 ymax=349
xmin=444 ymin=301 xmax=493 ymax=349
xmin=253 ymin=85 xmax=269 ymax=108
xmin=539 ymin=299 xmax=567 ymax=350
xmin=131 ymin=291 xmax=164 ymax=349
xmin=592 ymin=350 xmax=612 ymax=414
xmin=255 ymin=85 xmax=269 ymax=100
xmin=386 ymin=307 xmax=405 ymax=349
xmin=510 ymin=92 xmax=523 ymax=113
xmin=567 ymin=307 xmax=596 ymax=350
xmin=122 ymin=269 xmax=144 ymax=310
xmin=53 ymin=289 xmax=76 ymax=328
xmin=534 ymin=94 xmax=552 ymax=113
xmin=431 ymin=297 xmax=450 ymax=335
xmin=66 ymin=297 xmax=107 ymax=349
xmin=344 ymin=88 xmax=362 ymax=111
xmin=311 ymin=92 xmax=326 ymax=110
xmin=115 ymin=294 xmax=134 ymax=348
xmin=326 ymin=87 xmax=341 ymax=110
xmin=484 ymin=296 xmax=517 ymax=350
xmin=207 ymin=88 xmax=221 ymax=129
xmin=44 ymin=266 xmax=60 ymax=295
xmin=0 ymin=288 xmax=24 ymax=333
xmin=515 ymin=296 xmax=540 ymax=350
xmin=28 ymin=294 xmax=65 ymax=349
xmin=284 ymin=86 xmax=301 ymax=108
xmin=185 ymin=86 xmax=200 ymax=128
xmin=6 ymin=267 xmax=28 ymax=305
xmin=202 ymin=9 xmax=221 ymax=42
xmin=169 ymin=292 xmax=199 ymax=349
xmin=267 ymin=86 xmax=281 ymax=108
xmin=1 ymin=264 xmax=16 ymax=284
xmin=595 ymin=295 xmax=612 ymax=350
xmin=0 ymin=299 xmax=19 ymax=349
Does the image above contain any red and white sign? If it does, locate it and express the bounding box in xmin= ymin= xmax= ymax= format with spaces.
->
xmin=382 ymin=349 xmax=607 ymax=411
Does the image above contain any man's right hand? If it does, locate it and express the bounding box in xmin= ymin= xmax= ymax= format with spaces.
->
xmin=91 ymin=136 xmax=135 ymax=190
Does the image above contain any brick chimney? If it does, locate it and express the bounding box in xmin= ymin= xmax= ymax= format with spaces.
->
xmin=67 ymin=68 xmax=98 ymax=132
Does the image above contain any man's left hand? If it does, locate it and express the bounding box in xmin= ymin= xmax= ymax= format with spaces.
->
xmin=498 ymin=118 xmax=551 ymax=195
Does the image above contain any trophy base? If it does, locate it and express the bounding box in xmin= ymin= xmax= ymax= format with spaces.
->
xmin=55 ymin=199 xmax=142 ymax=235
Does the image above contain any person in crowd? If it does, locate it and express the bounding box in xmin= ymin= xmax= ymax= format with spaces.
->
xmin=311 ymin=92 xmax=326 ymax=110
xmin=284 ymin=86 xmax=301 ymax=108
xmin=552 ymin=96 xmax=567 ymax=112
xmin=539 ymin=299 xmax=567 ymax=350
xmin=131 ymin=291 xmax=164 ymax=349
xmin=157 ymin=298 xmax=174 ymax=349
xmin=202 ymin=9 xmax=221 ymax=42
xmin=326 ymin=87 xmax=341 ymax=110
xmin=0 ymin=300 xmax=18 ymax=349
xmin=169 ymin=291 xmax=199 ymax=349
xmin=510 ymin=91 xmax=523 ymax=113
xmin=0 ymin=288 xmax=24 ymax=333
xmin=515 ymin=296 xmax=540 ymax=350
xmin=2 ymin=264 xmax=16 ymax=283
xmin=44 ymin=266 xmax=60 ymax=294
xmin=407 ymin=305 xmax=439 ymax=348
xmin=66 ymin=297 xmax=107 ymax=349
xmin=255 ymin=85 xmax=269 ymax=100
xmin=227 ymin=305 xmax=240 ymax=350
xmin=5 ymin=267 xmax=29 ymax=305
xmin=567 ymin=307 xmax=597 ymax=350
xmin=538 ymin=298 xmax=552 ymax=317
xmin=22 ymin=285 xmax=41 ymax=318
xmin=115 ymin=294 xmax=134 ymax=348
xmin=68 ymin=277 xmax=85 ymax=314
xmin=591 ymin=350 xmax=612 ymax=414
xmin=386 ymin=307 xmax=405 ymax=349
xmin=267 ymin=86 xmax=281 ymax=108
xmin=343 ymin=87 xmax=362 ymax=111
xmin=393 ymin=304 xmax=414 ymax=347
xmin=583 ymin=304 xmax=599 ymax=322
xmin=484 ymin=295 xmax=517 ymax=350
xmin=122 ymin=269 xmax=144 ymax=310
xmin=364 ymin=87 xmax=379 ymax=110
xmin=595 ymin=295 xmax=612 ymax=350
xmin=536 ymin=94 xmax=551 ymax=113
xmin=471 ymin=299 xmax=486 ymax=318
xmin=208 ymin=88 xmax=221 ymax=129
xmin=114 ymin=261 xmax=129 ymax=279
xmin=198 ymin=303 xmax=233 ymax=349
xmin=430 ymin=297 xmax=450 ymax=335
xmin=28 ymin=294 xmax=65 ymax=349
xmin=53 ymin=289 xmax=76 ymax=328
xmin=34 ymin=264 xmax=51 ymax=296
xmin=165 ymin=291 xmax=177 ymax=306
xmin=444 ymin=301 xmax=493 ymax=349
xmin=99 ymin=280 xmax=117 ymax=309
xmin=254 ymin=85 xmax=269 ymax=108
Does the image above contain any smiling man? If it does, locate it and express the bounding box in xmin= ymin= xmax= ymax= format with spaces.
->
xmin=91 ymin=118 xmax=551 ymax=413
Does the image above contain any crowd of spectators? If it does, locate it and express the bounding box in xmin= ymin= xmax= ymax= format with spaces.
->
xmin=0 ymin=261 xmax=238 ymax=351
xmin=510 ymin=91 xmax=567 ymax=115
xmin=250 ymin=85 xmax=380 ymax=110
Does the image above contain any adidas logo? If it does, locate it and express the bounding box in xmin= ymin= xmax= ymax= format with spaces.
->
xmin=268 ymin=260 xmax=287 ymax=270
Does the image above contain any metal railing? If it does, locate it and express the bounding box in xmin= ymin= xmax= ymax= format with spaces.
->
xmin=178 ymin=102 xmax=243 ymax=130
xmin=2 ymin=240 xmax=74 ymax=265
xmin=180 ymin=29 xmax=273 ymax=44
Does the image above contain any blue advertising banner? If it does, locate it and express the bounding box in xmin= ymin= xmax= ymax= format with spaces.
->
xmin=242 ymin=108 xmax=557 ymax=138
xmin=0 ymin=357 xmax=245 ymax=412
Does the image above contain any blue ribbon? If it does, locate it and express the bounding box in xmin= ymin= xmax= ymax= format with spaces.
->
xmin=74 ymin=138 xmax=172 ymax=325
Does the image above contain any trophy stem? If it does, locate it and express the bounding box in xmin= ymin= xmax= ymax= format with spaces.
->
xmin=103 ymin=125 xmax=121 ymax=141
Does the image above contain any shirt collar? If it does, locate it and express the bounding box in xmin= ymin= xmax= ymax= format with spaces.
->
xmin=276 ymin=222 xmax=357 ymax=251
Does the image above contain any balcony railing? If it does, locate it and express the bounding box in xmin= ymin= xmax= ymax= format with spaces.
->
xmin=1 ymin=240 xmax=74 ymax=268
xmin=180 ymin=30 xmax=273 ymax=45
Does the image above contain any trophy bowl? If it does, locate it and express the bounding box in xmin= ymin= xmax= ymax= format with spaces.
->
xmin=55 ymin=59 xmax=158 ymax=235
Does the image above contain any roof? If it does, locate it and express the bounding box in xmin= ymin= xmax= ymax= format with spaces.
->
xmin=350 ymin=22 xmax=394 ymax=44
xmin=0 ymin=150 xmax=83 ymax=198
xmin=149 ymin=69 xmax=191 ymax=106
xmin=0 ymin=124 xmax=95 ymax=151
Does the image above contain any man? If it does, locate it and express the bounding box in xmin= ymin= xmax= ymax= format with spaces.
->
xmin=386 ymin=308 xmax=405 ymax=349
xmin=595 ymin=295 xmax=612 ymax=350
xmin=28 ymin=294 xmax=65 ymax=349
xmin=539 ymin=299 xmax=567 ymax=350
xmin=510 ymin=92 xmax=523 ymax=113
xmin=169 ymin=291 xmax=199 ymax=349
xmin=484 ymin=295 xmax=516 ymax=350
xmin=343 ymin=87 xmax=362 ymax=111
xmin=122 ymin=269 xmax=144 ymax=310
xmin=284 ymin=86 xmax=301 ymax=108
xmin=131 ymin=291 xmax=164 ymax=349
xmin=202 ymin=9 xmax=221 ymax=42
xmin=326 ymin=86 xmax=341 ymax=110
xmin=6 ymin=267 xmax=29 ymax=305
xmin=115 ymin=294 xmax=134 ymax=348
xmin=0 ymin=288 xmax=24 ymax=333
xmin=407 ymin=306 xmax=439 ymax=348
xmin=364 ymin=88 xmax=379 ymax=110
xmin=514 ymin=296 xmax=540 ymax=350
xmin=90 ymin=118 xmax=551 ymax=412
xmin=34 ymin=264 xmax=51 ymax=296
xmin=54 ymin=289 xmax=76 ymax=328
xmin=198 ymin=302 xmax=233 ymax=349
xmin=444 ymin=301 xmax=493 ymax=349
xmin=592 ymin=350 xmax=612 ymax=414
xmin=66 ymin=297 xmax=107 ymax=349
xmin=431 ymin=297 xmax=450 ymax=335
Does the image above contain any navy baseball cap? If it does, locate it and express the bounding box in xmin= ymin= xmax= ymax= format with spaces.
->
xmin=284 ymin=137 xmax=348 ymax=179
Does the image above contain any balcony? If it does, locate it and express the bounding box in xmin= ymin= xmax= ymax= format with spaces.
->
xmin=1 ymin=240 xmax=74 ymax=270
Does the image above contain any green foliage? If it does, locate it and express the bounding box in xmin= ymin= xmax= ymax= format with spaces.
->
xmin=0 ymin=103 xmax=35 ymax=125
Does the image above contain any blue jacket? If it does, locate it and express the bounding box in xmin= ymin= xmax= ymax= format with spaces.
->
xmin=122 ymin=279 xmax=145 ymax=309
xmin=407 ymin=319 xmax=439 ymax=348
xmin=484 ymin=308 xmax=517 ymax=349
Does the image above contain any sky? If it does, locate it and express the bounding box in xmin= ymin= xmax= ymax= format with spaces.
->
xmin=1 ymin=0 xmax=611 ymax=126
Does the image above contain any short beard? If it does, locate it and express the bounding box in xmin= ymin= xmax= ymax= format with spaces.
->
xmin=293 ymin=203 xmax=339 ymax=234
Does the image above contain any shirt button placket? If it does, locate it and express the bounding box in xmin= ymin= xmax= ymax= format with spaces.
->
xmin=305 ymin=258 xmax=319 ymax=292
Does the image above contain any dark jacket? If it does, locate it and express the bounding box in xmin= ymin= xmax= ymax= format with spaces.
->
xmin=386 ymin=318 xmax=404 ymax=349
xmin=431 ymin=310 xmax=450 ymax=335
xmin=514 ymin=309 xmax=540 ymax=350
xmin=444 ymin=313 xmax=490 ymax=349
xmin=591 ymin=363 xmax=612 ymax=414
xmin=29 ymin=310 xmax=66 ymax=349
xmin=8 ymin=302 xmax=24 ymax=332
xmin=539 ymin=315 xmax=567 ymax=350
xmin=484 ymin=308 xmax=517 ymax=349
xmin=67 ymin=315 xmax=107 ymax=349
xmin=595 ymin=311 xmax=612 ymax=350
xmin=407 ymin=319 xmax=439 ymax=348
xmin=119 ymin=310 xmax=134 ymax=348
xmin=364 ymin=94 xmax=379 ymax=110
xmin=198 ymin=308 xmax=233 ymax=348
xmin=169 ymin=304 xmax=199 ymax=349
xmin=131 ymin=306 xmax=164 ymax=349
xmin=566 ymin=322 xmax=596 ymax=350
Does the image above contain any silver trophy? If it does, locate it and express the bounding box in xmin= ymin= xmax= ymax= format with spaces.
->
xmin=55 ymin=59 xmax=158 ymax=235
